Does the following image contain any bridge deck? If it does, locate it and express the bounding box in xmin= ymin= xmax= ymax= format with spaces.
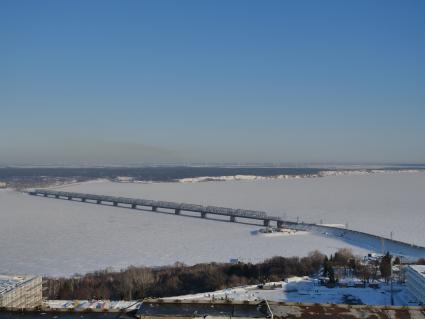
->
xmin=29 ymin=189 xmax=282 ymax=223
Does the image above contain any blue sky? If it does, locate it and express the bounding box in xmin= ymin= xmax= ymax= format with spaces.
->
xmin=1 ymin=0 xmax=424 ymax=165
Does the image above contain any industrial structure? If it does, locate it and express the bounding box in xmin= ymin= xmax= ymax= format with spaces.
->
xmin=0 ymin=275 xmax=42 ymax=309
xmin=406 ymin=265 xmax=425 ymax=305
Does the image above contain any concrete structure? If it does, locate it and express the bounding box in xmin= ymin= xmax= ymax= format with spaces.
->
xmin=136 ymin=299 xmax=425 ymax=319
xmin=0 ymin=275 xmax=42 ymax=309
xmin=0 ymin=181 xmax=7 ymax=188
xmin=406 ymin=265 xmax=425 ymax=305
xmin=44 ymin=299 xmax=140 ymax=312
xmin=137 ymin=300 xmax=270 ymax=319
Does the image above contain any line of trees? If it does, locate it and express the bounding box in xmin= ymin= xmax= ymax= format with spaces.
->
xmin=44 ymin=251 xmax=325 ymax=300
xmin=44 ymin=248 xmax=410 ymax=300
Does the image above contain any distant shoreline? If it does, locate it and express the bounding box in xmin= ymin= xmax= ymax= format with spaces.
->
xmin=1 ymin=166 xmax=424 ymax=189
xmin=175 ymin=168 xmax=425 ymax=183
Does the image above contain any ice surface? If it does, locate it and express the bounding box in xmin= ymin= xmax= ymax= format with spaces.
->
xmin=59 ymin=172 xmax=425 ymax=246
xmin=0 ymin=190 xmax=364 ymax=276
xmin=1 ymin=172 xmax=424 ymax=276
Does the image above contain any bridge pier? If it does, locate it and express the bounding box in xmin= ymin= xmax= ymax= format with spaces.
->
xmin=32 ymin=191 xmax=276 ymax=230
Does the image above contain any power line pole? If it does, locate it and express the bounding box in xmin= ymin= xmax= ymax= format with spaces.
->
xmin=390 ymin=255 xmax=394 ymax=306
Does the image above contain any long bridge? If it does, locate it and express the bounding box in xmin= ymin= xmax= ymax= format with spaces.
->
xmin=29 ymin=188 xmax=425 ymax=259
xmin=29 ymin=189 xmax=284 ymax=227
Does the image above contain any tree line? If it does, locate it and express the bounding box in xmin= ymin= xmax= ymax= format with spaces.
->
xmin=44 ymin=251 xmax=325 ymax=300
xmin=44 ymin=249 xmax=412 ymax=300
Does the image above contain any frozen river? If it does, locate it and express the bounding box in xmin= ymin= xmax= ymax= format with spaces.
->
xmin=59 ymin=171 xmax=425 ymax=246
xmin=0 ymin=172 xmax=424 ymax=276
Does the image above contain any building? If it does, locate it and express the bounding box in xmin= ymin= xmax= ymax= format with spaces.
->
xmin=406 ymin=265 xmax=425 ymax=305
xmin=136 ymin=300 xmax=271 ymax=319
xmin=135 ymin=299 xmax=425 ymax=319
xmin=0 ymin=275 xmax=42 ymax=309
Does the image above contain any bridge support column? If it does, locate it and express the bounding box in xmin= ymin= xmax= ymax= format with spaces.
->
xmin=201 ymin=212 xmax=207 ymax=218
xmin=263 ymin=220 xmax=270 ymax=227
xmin=44 ymin=194 xmax=48 ymax=197
xmin=113 ymin=202 xmax=118 ymax=206
xmin=175 ymin=209 xmax=180 ymax=215
xmin=55 ymin=195 xmax=60 ymax=199
xmin=81 ymin=198 xmax=86 ymax=202
xmin=131 ymin=204 xmax=137 ymax=209
xmin=277 ymin=221 xmax=284 ymax=228
xmin=68 ymin=197 xmax=72 ymax=200
xmin=230 ymin=216 xmax=236 ymax=222
xmin=152 ymin=206 xmax=157 ymax=212
xmin=97 ymin=200 xmax=102 ymax=204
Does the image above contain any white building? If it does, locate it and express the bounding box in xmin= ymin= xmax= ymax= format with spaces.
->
xmin=0 ymin=275 xmax=42 ymax=309
xmin=406 ymin=265 xmax=425 ymax=305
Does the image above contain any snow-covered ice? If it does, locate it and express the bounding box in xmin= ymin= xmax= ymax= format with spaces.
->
xmin=0 ymin=189 xmax=364 ymax=276
xmin=58 ymin=171 xmax=425 ymax=246
xmin=0 ymin=172 xmax=424 ymax=276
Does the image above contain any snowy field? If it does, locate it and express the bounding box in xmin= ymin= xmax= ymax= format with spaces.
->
xmin=166 ymin=278 xmax=417 ymax=306
xmin=0 ymin=172 xmax=424 ymax=276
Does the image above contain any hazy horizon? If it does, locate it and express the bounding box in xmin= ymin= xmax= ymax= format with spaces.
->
xmin=1 ymin=161 xmax=425 ymax=169
xmin=2 ymin=0 xmax=425 ymax=165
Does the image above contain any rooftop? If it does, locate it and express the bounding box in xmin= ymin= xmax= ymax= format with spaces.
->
xmin=137 ymin=300 xmax=270 ymax=318
xmin=137 ymin=299 xmax=425 ymax=319
xmin=0 ymin=275 xmax=37 ymax=296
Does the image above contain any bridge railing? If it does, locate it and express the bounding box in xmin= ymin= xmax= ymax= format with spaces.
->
xmin=31 ymin=189 xmax=272 ymax=220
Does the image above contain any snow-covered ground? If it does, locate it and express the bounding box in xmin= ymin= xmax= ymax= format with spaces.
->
xmin=166 ymin=277 xmax=418 ymax=306
xmin=0 ymin=172 xmax=424 ymax=276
